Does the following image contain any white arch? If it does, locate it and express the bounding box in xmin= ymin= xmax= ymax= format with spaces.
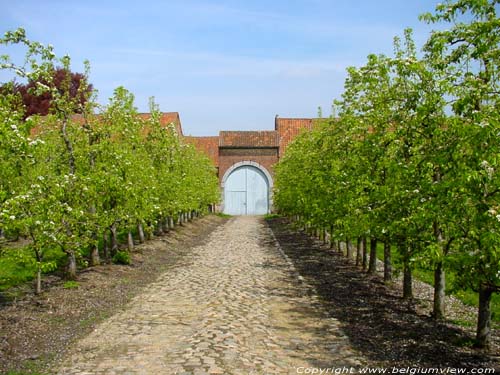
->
xmin=221 ymin=161 xmax=273 ymax=214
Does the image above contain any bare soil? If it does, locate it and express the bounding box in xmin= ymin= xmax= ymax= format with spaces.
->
xmin=267 ymin=217 xmax=500 ymax=371
xmin=0 ymin=215 xmax=227 ymax=374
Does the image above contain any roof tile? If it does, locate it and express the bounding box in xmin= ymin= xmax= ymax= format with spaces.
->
xmin=184 ymin=136 xmax=219 ymax=166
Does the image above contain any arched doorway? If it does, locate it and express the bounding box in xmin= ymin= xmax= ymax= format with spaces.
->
xmin=222 ymin=162 xmax=272 ymax=215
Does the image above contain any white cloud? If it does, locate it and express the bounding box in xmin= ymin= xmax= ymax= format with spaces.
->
xmin=109 ymin=48 xmax=351 ymax=78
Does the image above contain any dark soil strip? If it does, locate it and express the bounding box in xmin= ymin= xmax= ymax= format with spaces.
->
xmin=267 ymin=217 xmax=499 ymax=370
xmin=0 ymin=215 xmax=227 ymax=374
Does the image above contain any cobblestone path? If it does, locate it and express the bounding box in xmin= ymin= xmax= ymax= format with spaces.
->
xmin=58 ymin=216 xmax=366 ymax=375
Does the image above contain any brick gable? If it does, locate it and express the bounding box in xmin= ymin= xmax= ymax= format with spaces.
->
xmin=275 ymin=117 xmax=316 ymax=157
xmin=219 ymin=131 xmax=279 ymax=148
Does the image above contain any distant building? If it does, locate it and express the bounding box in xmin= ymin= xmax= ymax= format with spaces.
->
xmin=185 ymin=116 xmax=316 ymax=215
xmin=52 ymin=112 xmax=312 ymax=215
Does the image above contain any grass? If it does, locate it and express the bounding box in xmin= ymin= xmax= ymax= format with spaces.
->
xmin=0 ymin=246 xmax=39 ymax=291
xmin=62 ymin=280 xmax=79 ymax=289
xmin=450 ymin=318 xmax=475 ymax=328
xmin=0 ymin=253 xmax=35 ymax=291
xmin=214 ymin=212 xmax=232 ymax=218
xmin=0 ymin=223 xmax=141 ymax=292
xmin=264 ymin=213 xmax=281 ymax=220
xmin=0 ymin=245 xmax=65 ymax=292
xmin=374 ymin=242 xmax=500 ymax=324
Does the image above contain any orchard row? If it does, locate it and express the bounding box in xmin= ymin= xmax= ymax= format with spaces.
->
xmin=0 ymin=30 xmax=219 ymax=292
xmin=274 ymin=1 xmax=500 ymax=348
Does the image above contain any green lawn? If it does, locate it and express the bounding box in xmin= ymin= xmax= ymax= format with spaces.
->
xmin=0 ymin=245 xmax=65 ymax=293
xmin=0 ymin=246 xmax=37 ymax=291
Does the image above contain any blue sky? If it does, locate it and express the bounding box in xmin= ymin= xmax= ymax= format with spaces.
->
xmin=1 ymin=0 xmax=440 ymax=135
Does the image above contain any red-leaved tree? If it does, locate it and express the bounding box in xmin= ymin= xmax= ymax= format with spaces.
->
xmin=1 ymin=67 xmax=92 ymax=118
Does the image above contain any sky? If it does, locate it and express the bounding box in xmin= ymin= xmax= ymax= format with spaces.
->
xmin=0 ymin=0 xmax=441 ymax=136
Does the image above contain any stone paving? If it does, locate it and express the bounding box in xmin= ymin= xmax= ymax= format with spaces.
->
xmin=58 ymin=216 xmax=366 ymax=375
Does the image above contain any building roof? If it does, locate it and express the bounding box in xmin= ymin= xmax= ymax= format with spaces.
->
xmin=219 ymin=131 xmax=279 ymax=148
xmin=31 ymin=112 xmax=185 ymax=142
xmin=137 ymin=112 xmax=183 ymax=136
xmin=275 ymin=117 xmax=317 ymax=157
xmin=184 ymin=136 xmax=219 ymax=166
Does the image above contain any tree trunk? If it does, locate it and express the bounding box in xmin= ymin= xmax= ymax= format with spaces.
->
xmin=156 ymin=219 xmax=164 ymax=235
xmin=66 ymin=251 xmax=77 ymax=280
xmin=383 ymin=240 xmax=392 ymax=282
xmin=368 ymin=237 xmax=377 ymax=274
xmin=362 ymin=237 xmax=368 ymax=271
xmin=433 ymin=220 xmax=446 ymax=320
xmin=346 ymin=237 xmax=353 ymax=260
xmin=137 ymin=222 xmax=145 ymax=243
xmin=103 ymin=230 xmax=109 ymax=260
xmin=88 ymin=204 xmax=99 ymax=266
xmin=127 ymin=231 xmax=134 ymax=252
xmin=169 ymin=217 xmax=175 ymax=230
xmin=35 ymin=267 xmax=42 ymax=295
xmin=356 ymin=237 xmax=362 ymax=266
xmin=330 ymin=226 xmax=335 ymax=249
xmin=61 ymin=118 xmax=76 ymax=175
xmin=89 ymin=244 xmax=100 ymax=266
xmin=403 ymin=260 xmax=413 ymax=300
xmin=110 ymin=223 xmax=118 ymax=256
xmin=433 ymin=262 xmax=446 ymax=320
xmin=476 ymin=284 xmax=493 ymax=349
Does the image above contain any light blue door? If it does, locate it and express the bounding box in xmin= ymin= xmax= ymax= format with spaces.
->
xmin=224 ymin=166 xmax=269 ymax=215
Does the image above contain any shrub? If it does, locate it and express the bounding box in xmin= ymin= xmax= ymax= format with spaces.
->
xmin=112 ymin=251 xmax=131 ymax=265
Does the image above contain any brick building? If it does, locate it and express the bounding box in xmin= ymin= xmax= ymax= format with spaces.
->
xmin=184 ymin=115 xmax=316 ymax=215
xmin=70 ymin=111 xmax=313 ymax=215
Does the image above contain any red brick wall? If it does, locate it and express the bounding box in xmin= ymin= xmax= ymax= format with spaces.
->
xmin=218 ymin=147 xmax=279 ymax=183
xmin=275 ymin=118 xmax=315 ymax=157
